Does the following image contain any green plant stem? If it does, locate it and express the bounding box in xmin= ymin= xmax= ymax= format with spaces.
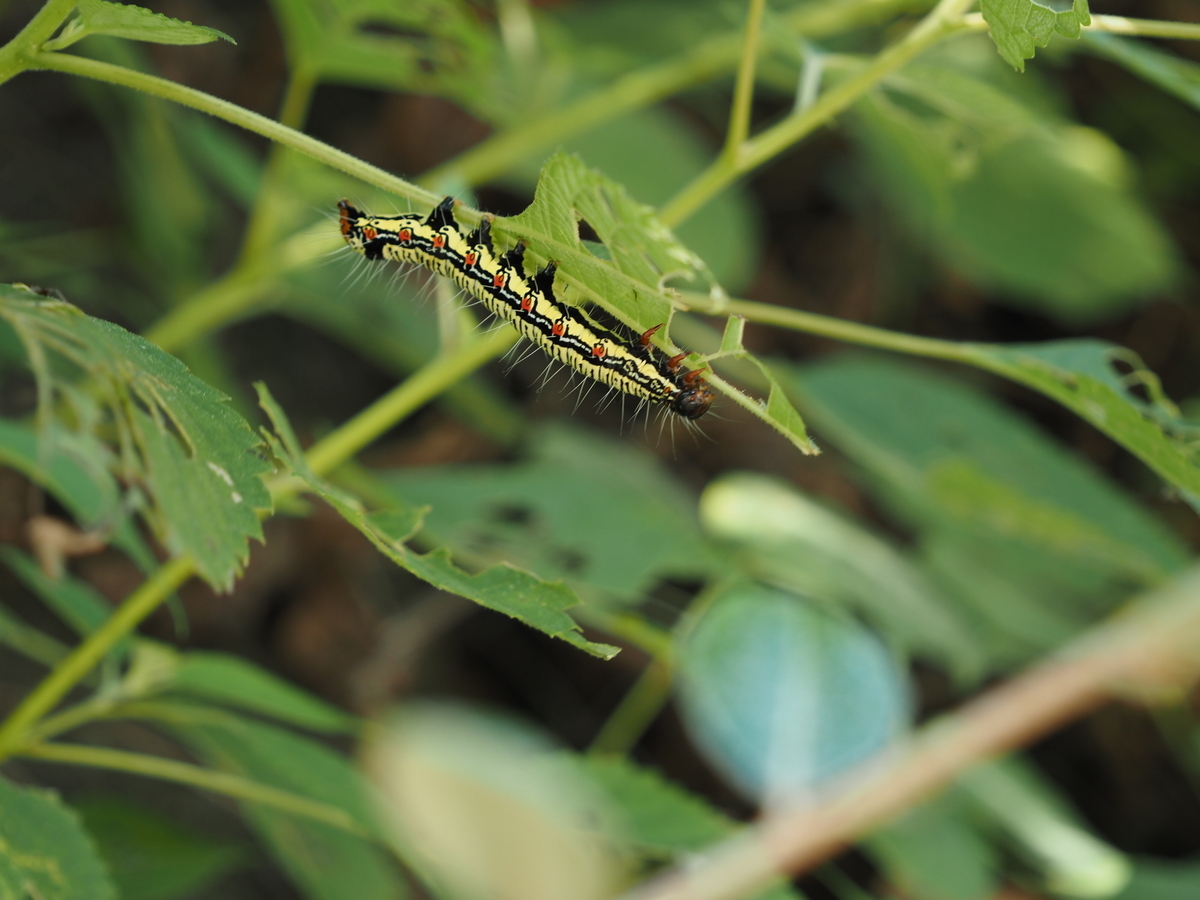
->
xmin=237 ymin=66 xmax=319 ymax=264
xmin=722 ymin=0 xmax=767 ymax=161
xmin=958 ymin=12 xmax=1200 ymax=41
xmin=303 ymin=326 xmax=518 ymax=478
xmin=0 ymin=555 xmax=194 ymax=758
xmin=421 ymin=0 xmax=929 ymax=189
xmin=690 ymin=294 xmax=976 ymax=363
xmin=17 ymin=741 xmax=365 ymax=834
xmin=589 ymin=654 xmax=674 ymax=755
xmin=0 ymin=0 xmax=74 ymax=84
xmin=659 ymin=0 xmax=976 ymax=228
xmin=145 ymin=223 xmax=338 ymax=352
xmin=22 ymin=50 xmax=438 ymax=209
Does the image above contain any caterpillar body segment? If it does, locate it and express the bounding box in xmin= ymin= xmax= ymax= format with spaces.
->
xmin=337 ymin=198 xmax=715 ymax=420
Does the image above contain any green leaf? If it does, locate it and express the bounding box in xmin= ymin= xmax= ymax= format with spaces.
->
xmin=967 ymin=341 xmax=1200 ymax=506
xmin=376 ymin=422 xmax=714 ymax=599
xmin=54 ymin=0 xmax=235 ymax=48
xmin=700 ymin=473 xmax=984 ymax=682
xmin=72 ymin=794 xmax=247 ymax=900
xmin=0 ymin=418 xmax=153 ymax=569
xmin=267 ymin=0 xmax=496 ymax=117
xmin=1112 ymin=859 xmax=1200 ymax=900
xmin=790 ymin=354 xmax=1191 ymax=665
xmin=506 ymin=108 xmax=761 ymax=292
xmin=0 ymin=287 xmax=273 ymax=590
xmin=168 ymin=651 xmax=358 ymax=733
xmin=576 ymin=756 xmax=732 ymax=853
xmin=256 ymin=384 xmax=618 ymax=659
xmin=853 ymin=75 xmax=1176 ymax=324
xmin=0 ymin=548 xmax=126 ymax=653
xmin=866 ymin=795 xmax=999 ymax=900
xmin=0 ymin=419 xmax=118 ymax=528
xmin=571 ymin=756 xmax=809 ymax=900
xmin=367 ymin=703 xmax=622 ymax=900
xmin=981 ymin=0 xmax=1091 ymax=71
xmin=1082 ymin=32 xmax=1200 ymax=113
xmin=961 ymin=759 xmax=1131 ymax=897
xmin=0 ymin=775 xmax=116 ymax=900
xmin=676 ymin=581 xmax=909 ymax=800
xmin=157 ymin=705 xmax=400 ymax=900
xmin=0 ymin=602 xmax=69 ymax=668
xmin=503 ymin=152 xmax=711 ymax=333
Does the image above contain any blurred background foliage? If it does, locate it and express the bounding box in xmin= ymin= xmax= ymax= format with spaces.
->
xmin=2 ymin=0 xmax=1200 ymax=899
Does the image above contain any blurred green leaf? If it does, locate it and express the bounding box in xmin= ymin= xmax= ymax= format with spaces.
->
xmin=0 ymin=548 xmax=125 ymax=652
xmin=0 ymin=286 xmax=273 ymax=590
xmin=962 ymin=759 xmax=1131 ymax=898
xmin=378 ymin=422 xmax=714 ymax=599
xmin=267 ymin=0 xmax=497 ymax=116
xmin=72 ymin=794 xmax=247 ymax=900
xmin=0 ymin=603 xmax=69 ymax=668
xmin=168 ymin=651 xmax=358 ymax=733
xmin=52 ymin=0 xmax=235 ymax=49
xmin=0 ymin=418 xmax=119 ymax=529
xmin=1083 ymin=32 xmax=1200 ymax=113
xmin=1111 ymin=859 xmax=1200 ymax=900
xmin=159 ymin=704 xmax=400 ymax=900
xmin=867 ymin=795 xmax=999 ymax=900
xmin=367 ymin=703 xmax=623 ymax=900
xmin=854 ymin=71 xmax=1176 ymax=323
xmin=257 ymin=383 xmax=619 ymax=659
xmin=789 ymin=354 xmax=1190 ymax=665
xmin=574 ymin=755 xmax=732 ymax=854
xmin=567 ymin=755 xmax=810 ymax=900
xmin=0 ymin=775 xmax=115 ymax=900
xmin=981 ymin=0 xmax=1090 ymax=71
xmin=700 ymin=472 xmax=984 ymax=681
xmin=676 ymin=581 xmax=909 ymax=800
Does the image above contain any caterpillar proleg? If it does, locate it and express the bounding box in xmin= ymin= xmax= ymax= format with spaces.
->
xmin=337 ymin=198 xmax=715 ymax=420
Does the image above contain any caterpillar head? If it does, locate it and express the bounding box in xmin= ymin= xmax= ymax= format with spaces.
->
xmin=671 ymin=375 xmax=715 ymax=420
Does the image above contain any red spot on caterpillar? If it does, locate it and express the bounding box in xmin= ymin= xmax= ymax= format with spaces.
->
xmin=494 ymin=273 xmax=507 ymax=288
xmin=521 ymin=295 xmax=534 ymax=311
xmin=465 ymin=252 xmax=476 ymax=266
xmin=552 ymin=322 xmax=565 ymax=336
xmin=667 ymin=352 xmax=688 ymax=372
xmin=433 ymin=234 xmax=446 ymax=249
xmin=399 ymin=229 xmax=412 ymax=242
xmin=639 ymin=324 xmax=663 ymax=347
xmin=682 ymin=367 xmax=708 ymax=386
xmin=363 ymin=226 xmax=377 ymax=241
xmin=592 ymin=344 xmax=606 ymax=357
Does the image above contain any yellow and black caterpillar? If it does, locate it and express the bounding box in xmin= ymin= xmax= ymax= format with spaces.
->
xmin=338 ymin=198 xmax=715 ymax=419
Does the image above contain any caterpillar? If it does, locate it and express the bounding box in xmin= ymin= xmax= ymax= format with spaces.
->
xmin=337 ymin=197 xmax=715 ymax=420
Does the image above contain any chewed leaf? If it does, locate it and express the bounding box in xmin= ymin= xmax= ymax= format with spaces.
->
xmin=503 ymin=152 xmax=720 ymax=339
xmin=967 ymin=340 xmax=1200 ymax=505
xmin=0 ymin=286 xmax=273 ymax=590
xmin=707 ymin=357 xmax=819 ymax=456
xmin=54 ymin=0 xmax=235 ymax=48
xmin=0 ymin=775 xmax=116 ymax=900
xmin=256 ymin=384 xmax=618 ymax=660
xmin=981 ymin=0 xmax=1090 ymax=72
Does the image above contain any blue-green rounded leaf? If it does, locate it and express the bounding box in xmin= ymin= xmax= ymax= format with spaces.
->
xmin=677 ymin=583 xmax=909 ymax=802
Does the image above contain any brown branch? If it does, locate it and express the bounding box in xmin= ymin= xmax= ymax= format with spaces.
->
xmin=619 ymin=564 xmax=1200 ymax=900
